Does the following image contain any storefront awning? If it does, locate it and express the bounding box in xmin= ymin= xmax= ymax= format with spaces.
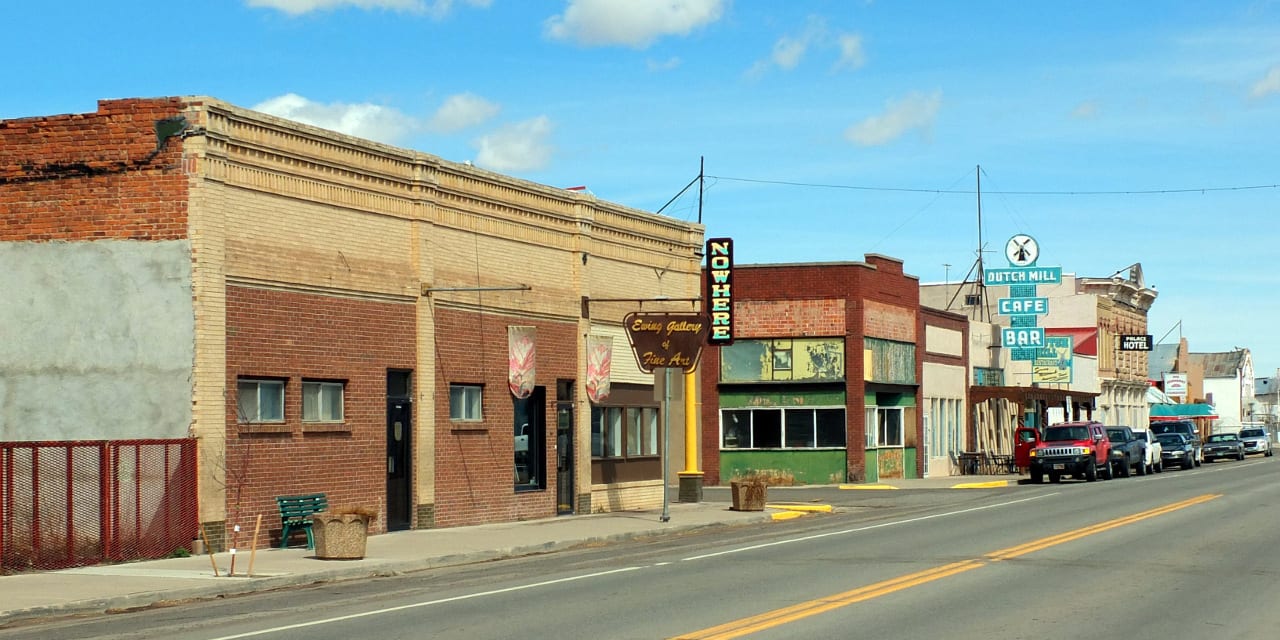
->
xmin=1146 ymin=386 xmax=1174 ymax=404
xmin=1046 ymin=327 xmax=1098 ymax=356
xmin=1149 ymin=403 xmax=1218 ymax=421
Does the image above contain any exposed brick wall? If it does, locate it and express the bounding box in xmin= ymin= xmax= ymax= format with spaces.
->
xmin=224 ymin=285 xmax=415 ymax=547
xmin=700 ymin=257 xmax=925 ymax=484
xmin=735 ymin=299 xmax=845 ymax=338
xmin=864 ymin=299 xmax=917 ymax=343
xmin=432 ymin=307 xmax=577 ymax=528
xmin=0 ymin=98 xmax=189 ymax=241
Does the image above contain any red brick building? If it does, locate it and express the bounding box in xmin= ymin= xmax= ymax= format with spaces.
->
xmin=699 ymin=255 xmax=926 ymax=485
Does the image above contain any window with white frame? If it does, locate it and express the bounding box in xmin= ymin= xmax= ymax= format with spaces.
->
xmin=866 ymin=406 xmax=904 ymax=447
xmin=878 ymin=407 xmax=904 ymax=447
xmin=721 ymin=407 xmax=846 ymax=449
xmin=302 ymin=381 xmax=344 ymax=422
xmin=865 ymin=407 xmax=877 ymax=448
xmin=237 ymin=379 xmax=284 ymax=423
xmin=928 ymin=397 xmax=963 ymax=454
xmin=949 ymin=399 xmax=962 ymax=452
xmin=449 ymin=384 xmax=482 ymax=421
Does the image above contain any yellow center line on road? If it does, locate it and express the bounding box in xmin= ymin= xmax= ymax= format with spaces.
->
xmin=671 ymin=560 xmax=985 ymax=640
xmin=672 ymin=494 xmax=1220 ymax=640
xmin=985 ymin=493 xmax=1219 ymax=561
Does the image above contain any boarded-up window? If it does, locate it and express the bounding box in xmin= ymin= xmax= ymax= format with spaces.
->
xmin=864 ymin=338 xmax=916 ymax=384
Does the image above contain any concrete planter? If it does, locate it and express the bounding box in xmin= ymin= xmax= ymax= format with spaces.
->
xmin=312 ymin=512 xmax=372 ymax=560
xmin=730 ymin=480 xmax=767 ymax=511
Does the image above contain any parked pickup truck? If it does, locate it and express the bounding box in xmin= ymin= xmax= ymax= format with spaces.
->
xmin=1029 ymin=421 xmax=1113 ymax=483
xmin=1105 ymin=426 xmax=1147 ymax=477
xmin=1133 ymin=429 xmax=1164 ymax=474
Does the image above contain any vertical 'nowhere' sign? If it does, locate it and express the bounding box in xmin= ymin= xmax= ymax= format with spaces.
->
xmin=706 ymin=237 xmax=734 ymax=345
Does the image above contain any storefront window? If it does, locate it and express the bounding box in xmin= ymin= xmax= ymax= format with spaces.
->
xmin=591 ymin=405 xmax=660 ymax=459
xmin=720 ymin=407 xmax=847 ymax=449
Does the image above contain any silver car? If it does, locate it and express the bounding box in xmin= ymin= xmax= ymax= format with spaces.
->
xmin=1238 ymin=427 xmax=1274 ymax=457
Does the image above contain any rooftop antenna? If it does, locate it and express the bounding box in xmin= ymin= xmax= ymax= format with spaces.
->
xmin=656 ymin=157 xmax=704 ymax=222
xmin=944 ymin=165 xmax=990 ymax=320
xmin=975 ymin=165 xmax=988 ymax=321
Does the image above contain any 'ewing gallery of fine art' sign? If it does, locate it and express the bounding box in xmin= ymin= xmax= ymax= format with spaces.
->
xmin=623 ymin=313 xmax=708 ymax=374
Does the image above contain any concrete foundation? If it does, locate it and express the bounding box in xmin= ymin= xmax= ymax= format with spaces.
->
xmin=678 ymin=473 xmax=704 ymax=503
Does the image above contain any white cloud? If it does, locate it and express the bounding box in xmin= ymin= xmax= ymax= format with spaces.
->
xmin=544 ymin=0 xmax=725 ymax=48
xmin=647 ymin=56 xmax=682 ymax=72
xmin=844 ymin=90 xmax=942 ymax=146
xmin=771 ymin=33 xmax=810 ymax=70
xmin=1249 ymin=65 xmax=1280 ymax=99
xmin=426 ymin=93 xmax=500 ymax=133
xmin=748 ymin=18 xmax=865 ymax=77
xmin=253 ymin=93 xmax=415 ymax=144
xmin=246 ymin=0 xmax=489 ymax=17
xmin=1070 ymin=100 xmax=1100 ymax=119
xmin=473 ymin=116 xmax=555 ymax=172
xmin=834 ymin=33 xmax=865 ymax=71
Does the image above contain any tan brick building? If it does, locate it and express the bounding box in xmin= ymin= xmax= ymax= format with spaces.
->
xmin=0 ymin=97 xmax=704 ymax=548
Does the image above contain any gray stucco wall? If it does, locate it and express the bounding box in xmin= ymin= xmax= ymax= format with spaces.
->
xmin=0 ymin=240 xmax=194 ymax=440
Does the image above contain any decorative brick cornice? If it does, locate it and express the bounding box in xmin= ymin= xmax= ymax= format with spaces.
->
xmin=190 ymin=98 xmax=702 ymax=259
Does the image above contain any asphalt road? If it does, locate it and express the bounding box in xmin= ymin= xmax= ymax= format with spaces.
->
xmin=6 ymin=457 xmax=1278 ymax=640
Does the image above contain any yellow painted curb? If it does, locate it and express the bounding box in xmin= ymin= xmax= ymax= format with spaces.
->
xmin=765 ymin=503 xmax=833 ymax=513
xmin=771 ymin=510 xmax=806 ymax=521
xmin=951 ymin=480 xmax=1009 ymax=489
xmin=839 ymin=484 xmax=899 ymax=490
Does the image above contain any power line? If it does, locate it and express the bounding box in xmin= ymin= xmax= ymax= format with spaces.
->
xmin=707 ymin=175 xmax=1280 ymax=196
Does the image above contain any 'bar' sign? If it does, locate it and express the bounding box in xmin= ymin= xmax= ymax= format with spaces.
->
xmin=706 ymin=238 xmax=734 ymax=345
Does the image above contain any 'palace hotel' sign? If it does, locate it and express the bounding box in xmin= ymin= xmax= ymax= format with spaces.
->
xmin=1118 ymin=334 xmax=1153 ymax=351
xmin=706 ymin=237 xmax=734 ymax=344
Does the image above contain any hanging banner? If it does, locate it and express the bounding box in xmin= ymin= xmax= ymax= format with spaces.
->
xmin=586 ymin=334 xmax=613 ymax=403
xmin=508 ymin=326 xmax=536 ymax=399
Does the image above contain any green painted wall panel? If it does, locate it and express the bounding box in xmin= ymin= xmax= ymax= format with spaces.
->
xmin=862 ymin=447 xmax=919 ymax=481
xmin=721 ymin=388 xmax=846 ymax=408
xmin=720 ymin=450 xmax=847 ymax=485
xmin=865 ymin=391 xmax=916 ymax=408
xmin=865 ymin=338 xmax=916 ymax=384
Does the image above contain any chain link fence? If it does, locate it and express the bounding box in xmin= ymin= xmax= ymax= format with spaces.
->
xmin=1 ymin=439 xmax=198 ymax=574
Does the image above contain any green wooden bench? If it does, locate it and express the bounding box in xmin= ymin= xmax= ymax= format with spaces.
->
xmin=276 ymin=493 xmax=327 ymax=549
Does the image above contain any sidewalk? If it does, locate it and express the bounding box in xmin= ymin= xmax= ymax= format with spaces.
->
xmin=0 ymin=474 xmax=1017 ymax=627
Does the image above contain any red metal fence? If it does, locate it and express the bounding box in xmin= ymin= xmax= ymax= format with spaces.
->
xmin=1 ymin=439 xmax=198 ymax=573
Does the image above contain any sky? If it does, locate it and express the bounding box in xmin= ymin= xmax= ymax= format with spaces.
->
xmin=5 ymin=0 xmax=1280 ymax=377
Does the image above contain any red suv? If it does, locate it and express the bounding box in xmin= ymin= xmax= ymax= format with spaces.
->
xmin=1028 ymin=421 xmax=1113 ymax=483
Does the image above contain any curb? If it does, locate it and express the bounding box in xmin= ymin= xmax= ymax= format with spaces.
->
xmin=951 ymin=480 xmax=1010 ymax=489
xmin=766 ymin=503 xmax=834 ymax=513
xmin=0 ymin=512 xmax=776 ymax=628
